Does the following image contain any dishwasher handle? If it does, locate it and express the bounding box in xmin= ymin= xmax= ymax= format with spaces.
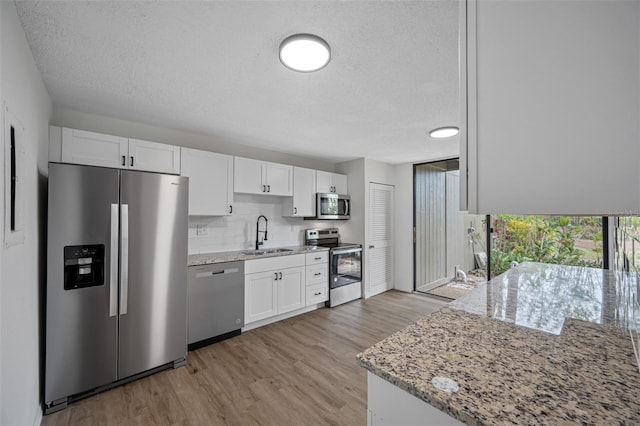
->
xmin=195 ymin=267 xmax=240 ymax=279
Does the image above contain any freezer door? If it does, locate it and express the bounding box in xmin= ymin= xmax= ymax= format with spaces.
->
xmin=118 ymin=171 xmax=188 ymax=379
xmin=45 ymin=164 xmax=119 ymax=403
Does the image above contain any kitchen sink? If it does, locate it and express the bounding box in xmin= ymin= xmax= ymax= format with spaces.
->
xmin=241 ymin=248 xmax=294 ymax=256
xmin=241 ymin=250 xmax=266 ymax=255
xmin=264 ymin=248 xmax=293 ymax=253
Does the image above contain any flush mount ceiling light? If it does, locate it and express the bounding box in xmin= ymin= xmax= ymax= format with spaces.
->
xmin=279 ymin=34 xmax=331 ymax=72
xmin=429 ymin=127 xmax=459 ymax=139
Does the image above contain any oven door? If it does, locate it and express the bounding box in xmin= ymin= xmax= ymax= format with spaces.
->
xmin=330 ymin=247 xmax=362 ymax=289
xmin=317 ymin=193 xmax=350 ymax=219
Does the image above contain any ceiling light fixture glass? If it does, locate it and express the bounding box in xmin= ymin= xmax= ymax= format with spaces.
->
xmin=429 ymin=127 xmax=459 ymax=138
xmin=279 ymin=34 xmax=331 ymax=72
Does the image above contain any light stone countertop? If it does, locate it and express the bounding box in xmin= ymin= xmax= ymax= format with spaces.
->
xmin=188 ymin=245 xmax=329 ymax=266
xmin=357 ymin=262 xmax=640 ymax=425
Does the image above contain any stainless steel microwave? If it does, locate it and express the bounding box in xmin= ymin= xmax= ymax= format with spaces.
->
xmin=316 ymin=193 xmax=350 ymax=219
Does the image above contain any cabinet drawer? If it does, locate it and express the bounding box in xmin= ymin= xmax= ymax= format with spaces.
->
xmin=306 ymin=283 xmax=328 ymax=306
xmin=305 ymin=251 xmax=328 ymax=265
xmin=245 ymin=254 xmax=305 ymax=274
xmin=306 ymin=264 xmax=327 ymax=285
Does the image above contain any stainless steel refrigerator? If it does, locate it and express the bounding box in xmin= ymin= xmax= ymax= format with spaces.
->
xmin=44 ymin=163 xmax=188 ymax=414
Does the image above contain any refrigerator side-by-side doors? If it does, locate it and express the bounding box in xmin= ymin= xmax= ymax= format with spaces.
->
xmin=118 ymin=170 xmax=188 ymax=379
xmin=45 ymin=164 xmax=120 ymax=404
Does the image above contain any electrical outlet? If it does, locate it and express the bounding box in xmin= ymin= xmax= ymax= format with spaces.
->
xmin=196 ymin=224 xmax=208 ymax=236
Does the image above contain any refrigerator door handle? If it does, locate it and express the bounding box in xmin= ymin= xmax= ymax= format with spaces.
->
xmin=120 ymin=204 xmax=129 ymax=315
xmin=109 ymin=204 xmax=119 ymax=317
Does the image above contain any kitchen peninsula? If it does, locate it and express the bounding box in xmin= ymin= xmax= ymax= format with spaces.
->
xmin=357 ymin=263 xmax=640 ymax=425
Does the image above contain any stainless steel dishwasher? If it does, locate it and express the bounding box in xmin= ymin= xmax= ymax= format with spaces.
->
xmin=188 ymin=260 xmax=244 ymax=351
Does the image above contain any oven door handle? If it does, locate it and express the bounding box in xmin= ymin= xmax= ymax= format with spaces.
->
xmin=332 ymin=247 xmax=362 ymax=255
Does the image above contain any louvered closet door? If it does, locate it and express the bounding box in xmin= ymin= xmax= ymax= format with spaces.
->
xmin=368 ymin=183 xmax=394 ymax=297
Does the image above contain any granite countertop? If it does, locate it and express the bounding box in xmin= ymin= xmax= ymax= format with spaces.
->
xmin=357 ymin=262 xmax=640 ymax=425
xmin=188 ymin=245 xmax=329 ymax=266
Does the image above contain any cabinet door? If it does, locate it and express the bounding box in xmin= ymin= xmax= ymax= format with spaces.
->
xmin=128 ymin=138 xmax=181 ymax=174
xmin=291 ymin=167 xmax=316 ymax=216
xmin=332 ymin=173 xmax=348 ymax=194
xmin=181 ymin=148 xmax=233 ymax=216
xmin=245 ymin=271 xmax=278 ymax=324
xmin=61 ymin=128 xmax=128 ymax=169
xmin=234 ymin=157 xmax=264 ymax=194
xmin=264 ymin=162 xmax=293 ymax=196
xmin=462 ymin=0 xmax=640 ymax=215
xmin=277 ymin=266 xmax=305 ymax=315
xmin=316 ymin=170 xmax=333 ymax=193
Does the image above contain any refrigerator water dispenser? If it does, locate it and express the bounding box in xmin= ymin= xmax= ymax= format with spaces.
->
xmin=63 ymin=244 xmax=105 ymax=290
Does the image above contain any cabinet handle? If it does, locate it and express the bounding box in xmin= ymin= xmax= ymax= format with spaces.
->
xmin=314 ymin=257 xmax=322 ymax=260
xmin=229 ymin=205 xmax=233 ymax=214
xmin=369 ymin=245 xmax=375 ymax=249
xmin=122 ymin=155 xmax=126 ymax=166
xmin=314 ymin=272 xmax=321 ymax=276
xmin=314 ymin=292 xmax=322 ymax=296
xmin=262 ymin=185 xmax=266 ymax=192
xmin=274 ymin=272 xmax=278 ymax=281
xmin=279 ymin=272 xmax=282 ymax=280
xmin=294 ymin=207 xmax=297 ymax=214
xmin=267 ymin=185 xmax=271 ymax=192
xmin=130 ymin=156 xmax=134 ymax=167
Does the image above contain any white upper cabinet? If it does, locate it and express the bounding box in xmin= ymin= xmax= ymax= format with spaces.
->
xmin=61 ymin=128 xmax=128 ymax=169
xmin=283 ymin=166 xmax=316 ymax=217
xmin=233 ymin=157 xmax=263 ymax=194
xmin=180 ymin=148 xmax=234 ymax=216
xmin=263 ymin=162 xmax=293 ymax=196
xmin=128 ymin=138 xmax=180 ymax=174
xmin=460 ymin=0 xmax=640 ymax=215
xmin=317 ymin=171 xmax=348 ymax=194
xmin=234 ymin=157 xmax=293 ymax=196
xmin=57 ymin=127 xmax=181 ymax=174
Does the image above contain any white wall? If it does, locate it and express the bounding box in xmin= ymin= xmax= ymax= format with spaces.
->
xmin=188 ymin=194 xmax=327 ymax=254
xmin=52 ymin=108 xmax=337 ymax=172
xmin=0 ymin=2 xmax=53 ymax=425
xmin=393 ymin=163 xmax=414 ymax=292
xmin=336 ymin=158 xmax=395 ymax=298
xmin=336 ymin=159 xmax=365 ymax=247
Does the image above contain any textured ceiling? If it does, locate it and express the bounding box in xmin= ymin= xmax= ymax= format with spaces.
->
xmin=15 ymin=0 xmax=459 ymax=165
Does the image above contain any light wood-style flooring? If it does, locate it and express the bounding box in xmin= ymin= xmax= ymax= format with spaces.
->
xmin=42 ymin=290 xmax=444 ymax=425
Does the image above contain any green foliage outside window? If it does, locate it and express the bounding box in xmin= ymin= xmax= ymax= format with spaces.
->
xmin=491 ymin=215 xmax=603 ymax=276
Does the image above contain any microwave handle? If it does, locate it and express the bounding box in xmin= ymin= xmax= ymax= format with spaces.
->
xmin=344 ymin=199 xmax=349 ymax=216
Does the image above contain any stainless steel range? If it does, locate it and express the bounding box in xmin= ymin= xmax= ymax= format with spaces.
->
xmin=305 ymin=228 xmax=362 ymax=307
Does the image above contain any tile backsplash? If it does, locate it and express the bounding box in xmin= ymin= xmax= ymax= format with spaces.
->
xmin=188 ymin=194 xmax=327 ymax=254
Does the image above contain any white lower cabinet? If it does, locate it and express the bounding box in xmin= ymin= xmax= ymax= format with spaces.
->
xmin=305 ymin=251 xmax=328 ymax=306
xmin=306 ymin=283 xmax=328 ymax=306
xmin=245 ymin=270 xmax=279 ymax=324
xmin=244 ymin=252 xmax=330 ymax=327
xmin=244 ymin=254 xmax=306 ymax=325
xmin=277 ymin=267 xmax=306 ymax=315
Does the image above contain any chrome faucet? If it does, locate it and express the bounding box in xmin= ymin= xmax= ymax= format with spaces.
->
xmin=256 ymin=215 xmax=268 ymax=250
